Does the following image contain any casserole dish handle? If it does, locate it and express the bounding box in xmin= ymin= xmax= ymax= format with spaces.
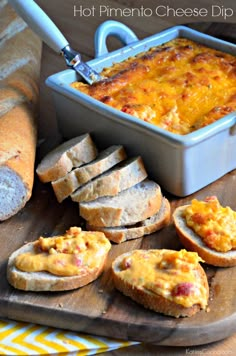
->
xmin=95 ymin=20 xmax=138 ymax=57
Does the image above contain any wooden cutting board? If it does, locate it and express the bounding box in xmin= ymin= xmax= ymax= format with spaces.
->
xmin=0 ymin=1 xmax=235 ymax=346
xmin=0 ymin=171 xmax=236 ymax=347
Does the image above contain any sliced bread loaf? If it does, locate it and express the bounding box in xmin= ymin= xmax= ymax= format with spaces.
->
xmin=86 ymin=197 xmax=170 ymax=243
xmin=36 ymin=134 xmax=97 ymax=183
xmin=52 ymin=145 xmax=127 ymax=203
xmin=71 ymin=156 xmax=147 ymax=203
xmin=79 ymin=180 xmax=162 ymax=227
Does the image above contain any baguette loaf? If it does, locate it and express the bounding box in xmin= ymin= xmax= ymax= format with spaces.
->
xmin=173 ymin=205 xmax=236 ymax=267
xmin=87 ymin=197 xmax=170 ymax=243
xmin=52 ymin=145 xmax=127 ymax=203
xmin=71 ymin=156 xmax=147 ymax=202
xmin=36 ymin=134 xmax=97 ymax=183
xmin=7 ymin=227 xmax=111 ymax=291
xmin=79 ymin=180 xmax=162 ymax=227
xmin=112 ymin=249 xmax=209 ymax=318
xmin=0 ymin=2 xmax=41 ymax=221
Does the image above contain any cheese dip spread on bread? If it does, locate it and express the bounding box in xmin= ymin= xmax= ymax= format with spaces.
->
xmin=114 ymin=249 xmax=208 ymax=309
xmin=72 ymin=38 xmax=236 ymax=135
xmin=184 ymin=196 xmax=236 ymax=252
xmin=15 ymin=227 xmax=111 ymax=276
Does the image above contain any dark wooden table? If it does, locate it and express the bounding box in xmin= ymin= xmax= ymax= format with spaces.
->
xmin=1 ymin=0 xmax=236 ymax=354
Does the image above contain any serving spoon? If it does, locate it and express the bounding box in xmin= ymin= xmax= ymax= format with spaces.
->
xmin=9 ymin=0 xmax=102 ymax=84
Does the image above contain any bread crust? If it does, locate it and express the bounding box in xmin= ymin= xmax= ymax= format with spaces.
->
xmin=173 ymin=206 xmax=236 ymax=267
xmin=0 ymin=4 xmax=41 ymax=220
xmin=7 ymin=240 xmax=109 ymax=292
xmin=87 ymin=197 xmax=170 ymax=243
xmin=112 ymin=250 xmax=209 ymax=318
xmin=79 ymin=180 xmax=162 ymax=227
xmin=36 ymin=134 xmax=97 ymax=183
xmin=71 ymin=156 xmax=147 ymax=203
xmin=52 ymin=145 xmax=127 ymax=202
xmin=0 ymin=104 xmax=37 ymax=189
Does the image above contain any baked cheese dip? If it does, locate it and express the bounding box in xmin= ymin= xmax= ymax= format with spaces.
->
xmin=184 ymin=196 xmax=236 ymax=252
xmin=15 ymin=227 xmax=111 ymax=276
xmin=114 ymin=249 xmax=208 ymax=309
xmin=72 ymin=38 xmax=236 ymax=135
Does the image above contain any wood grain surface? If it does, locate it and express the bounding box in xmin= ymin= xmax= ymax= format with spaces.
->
xmin=0 ymin=171 xmax=236 ymax=347
xmin=0 ymin=0 xmax=236 ymax=353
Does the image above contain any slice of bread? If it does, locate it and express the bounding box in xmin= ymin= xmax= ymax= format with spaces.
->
xmin=71 ymin=156 xmax=147 ymax=203
xmin=112 ymin=249 xmax=209 ymax=318
xmin=79 ymin=180 xmax=162 ymax=227
xmin=52 ymin=145 xmax=127 ymax=203
xmin=36 ymin=134 xmax=97 ymax=183
xmin=7 ymin=228 xmax=111 ymax=291
xmin=87 ymin=197 xmax=170 ymax=243
xmin=173 ymin=205 xmax=236 ymax=267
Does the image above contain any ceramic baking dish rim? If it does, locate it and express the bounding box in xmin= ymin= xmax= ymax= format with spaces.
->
xmin=46 ymin=24 xmax=236 ymax=147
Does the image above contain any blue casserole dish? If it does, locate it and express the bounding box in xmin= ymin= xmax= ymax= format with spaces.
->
xmin=46 ymin=21 xmax=236 ymax=197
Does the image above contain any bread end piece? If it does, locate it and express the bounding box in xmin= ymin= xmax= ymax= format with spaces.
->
xmin=173 ymin=206 xmax=236 ymax=267
xmin=0 ymin=166 xmax=29 ymax=221
xmin=0 ymin=103 xmax=37 ymax=221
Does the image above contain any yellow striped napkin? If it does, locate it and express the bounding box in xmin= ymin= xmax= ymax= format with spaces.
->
xmin=0 ymin=318 xmax=137 ymax=355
